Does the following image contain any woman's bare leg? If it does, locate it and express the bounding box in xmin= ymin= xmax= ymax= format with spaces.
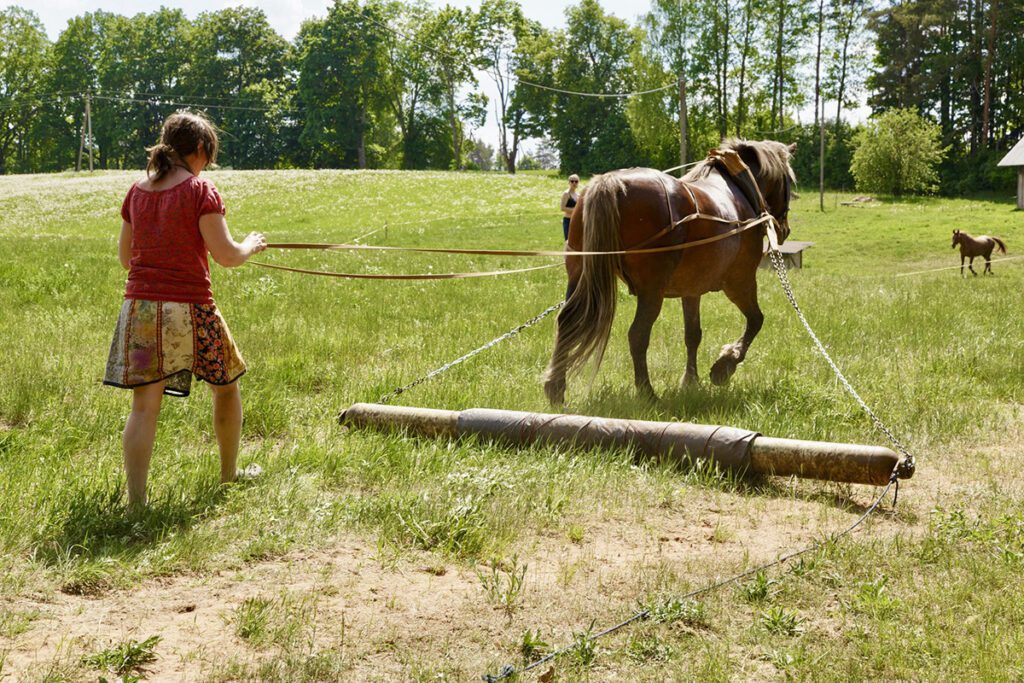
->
xmin=124 ymin=381 xmax=165 ymax=508
xmin=211 ymin=381 xmax=242 ymax=483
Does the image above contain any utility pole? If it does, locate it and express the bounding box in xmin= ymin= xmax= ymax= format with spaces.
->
xmin=85 ymin=91 xmax=94 ymax=172
xmin=679 ymin=76 xmax=688 ymax=172
xmin=76 ymin=120 xmax=84 ymax=173
xmin=677 ymin=0 xmax=688 ymax=173
xmin=815 ymin=0 xmax=825 ymax=211
xmin=77 ymin=93 xmax=86 ymax=172
xmin=819 ymin=108 xmax=825 ymax=212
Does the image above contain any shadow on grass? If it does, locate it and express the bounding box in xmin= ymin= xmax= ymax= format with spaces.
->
xmin=568 ymin=380 xmax=790 ymax=424
xmin=32 ymin=481 xmax=231 ymax=594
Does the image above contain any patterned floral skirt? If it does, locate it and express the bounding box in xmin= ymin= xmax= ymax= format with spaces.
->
xmin=104 ymin=299 xmax=246 ymax=397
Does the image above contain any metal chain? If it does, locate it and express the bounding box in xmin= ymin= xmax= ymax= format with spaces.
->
xmin=379 ymin=301 xmax=565 ymax=404
xmin=767 ymin=245 xmax=916 ymax=477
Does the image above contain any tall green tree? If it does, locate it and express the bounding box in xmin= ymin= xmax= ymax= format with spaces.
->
xmin=380 ymin=1 xmax=431 ymax=168
xmin=507 ymin=20 xmax=558 ymax=167
xmin=418 ymin=5 xmax=482 ymax=169
xmin=825 ymin=0 xmax=869 ymax=128
xmin=868 ymin=0 xmax=1023 ymax=192
xmin=761 ymin=0 xmax=814 ymax=131
xmin=296 ymin=1 xmax=394 ymax=168
xmin=638 ymin=0 xmax=696 ymax=165
xmin=88 ymin=9 xmax=193 ymax=169
xmin=42 ymin=12 xmax=111 ymax=171
xmin=379 ymin=1 xmax=465 ymax=169
xmin=0 ymin=7 xmax=50 ymax=173
xmin=476 ymin=0 xmax=527 ymax=172
xmin=187 ymin=7 xmax=294 ymax=168
xmin=550 ymin=0 xmax=640 ymax=174
xmin=624 ymin=41 xmax=677 ymax=169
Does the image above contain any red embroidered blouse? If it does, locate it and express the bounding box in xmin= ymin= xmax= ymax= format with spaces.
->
xmin=120 ymin=176 xmax=226 ymax=304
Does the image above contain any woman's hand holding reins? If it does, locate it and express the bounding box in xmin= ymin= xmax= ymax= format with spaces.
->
xmin=244 ymin=232 xmax=267 ymax=257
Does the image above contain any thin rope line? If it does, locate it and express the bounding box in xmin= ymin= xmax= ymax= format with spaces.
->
xmin=365 ymin=12 xmax=676 ymax=100
xmin=753 ymin=122 xmax=802 ymax=136
xmin=660 ymin=160 xmax=704 ymax=174
xmin=267 ymin=214 xmax=772 ymax=258
xmin=0 ymin=97 xmax=65 ymax=113
xmin=98 ymin=89 xmax=278 ymax=105
xmin=483 ymin=66 xmax=678 ymax=99
xmin=484 ymin=474 xmax=898 ymax=682
xmin=895 ymin=254 xmax=1024 ymax=277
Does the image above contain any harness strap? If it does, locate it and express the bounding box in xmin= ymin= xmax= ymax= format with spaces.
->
xmin=706 ymin=148 xmax=771 ymax=216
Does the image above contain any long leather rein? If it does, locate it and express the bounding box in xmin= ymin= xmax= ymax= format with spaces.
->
xmin=251 ymin=151 xmax=783 ymax=280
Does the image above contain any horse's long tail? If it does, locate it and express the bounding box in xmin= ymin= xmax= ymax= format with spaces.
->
xmin=992 ymin=236 xmax=1007 ymax=254
xmin=544 ymin=173 xmax=625 ymax=383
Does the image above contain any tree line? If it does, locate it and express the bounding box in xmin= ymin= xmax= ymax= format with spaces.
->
xmin=0 ymin=0 xmax=1020 ymax=194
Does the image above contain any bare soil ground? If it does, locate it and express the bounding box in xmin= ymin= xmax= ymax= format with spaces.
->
xmin=0 ymin=486 xmax=904 ymax=681
xmin=3 ymin=424 xmax=1020 ymax=682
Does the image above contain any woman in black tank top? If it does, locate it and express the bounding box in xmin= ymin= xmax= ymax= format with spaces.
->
xmin=560 ymin=174 xmax=580 ymax=240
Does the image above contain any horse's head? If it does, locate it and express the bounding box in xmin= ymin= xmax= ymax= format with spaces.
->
xmin=952 ymin=229 xmax=961 ymax=248
xmin=721 ymin=139 xmax=797 ymax=244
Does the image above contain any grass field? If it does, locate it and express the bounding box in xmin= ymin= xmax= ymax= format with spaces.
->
xmin=1 ymin=168 xmax=1023 ymax=681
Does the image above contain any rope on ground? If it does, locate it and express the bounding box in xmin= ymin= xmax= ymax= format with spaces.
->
xmin=378 ymin=301 xmax=565 ymax=404
xmin=481 ymin=471 xmax=898 ymax=682
xmin=482 ymin=225 xmax=918 ymax=681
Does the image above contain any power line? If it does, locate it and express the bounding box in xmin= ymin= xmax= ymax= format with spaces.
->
xmin=483 ymin=67 xmax=677 ymax=99
xmin=0 ymin=92 xmax=298 ymax=115
xmin=753 ymin=122 xmax=802 ymax=136
xmin=99 ymin=89 xmax=279 ymax=106
xmin=90 ymin=94 xmax=299 ymax=113
xmin=365 ymin=12 xmax=677 ymax=100
xmin=0 ymin=97 xmax=65 ymax=113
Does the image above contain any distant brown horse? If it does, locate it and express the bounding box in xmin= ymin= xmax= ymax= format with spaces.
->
xmin=952 ymin=229 xmax=1006 ymax=276
xmin=543 ymin=139 xmax=795 ymax=404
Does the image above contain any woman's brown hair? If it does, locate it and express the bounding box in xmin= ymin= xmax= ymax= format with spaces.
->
xmin=145 ymin=111 xmax=220 ymax=181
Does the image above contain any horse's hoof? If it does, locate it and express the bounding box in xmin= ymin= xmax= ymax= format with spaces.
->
xmin=709 ymin=359 xmax=736 ymax=386
xmin=637 ymin=388 xmax=659 ymax=403
xmin=544 ymin=379 xmax=565 ymax=406
xmin=680 ymin=372 xmax=700 ymax=388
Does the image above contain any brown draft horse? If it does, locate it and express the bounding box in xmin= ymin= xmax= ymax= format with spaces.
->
xmin=951 ymin=229 xmax=1006 ymax=276
xmin=543 ymin=139 xmax=795 ymax=404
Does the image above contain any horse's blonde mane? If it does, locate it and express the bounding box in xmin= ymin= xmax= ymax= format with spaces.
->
xmin=684 ymin=138 xmax=797 ymax=187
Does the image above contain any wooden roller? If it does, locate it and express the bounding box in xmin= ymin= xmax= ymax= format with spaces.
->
xmin=339 ymin=403 xmax=913 ymax=486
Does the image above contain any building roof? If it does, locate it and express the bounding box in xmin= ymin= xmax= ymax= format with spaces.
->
xmin=998 ymin=138 xmax=1024 ymax=167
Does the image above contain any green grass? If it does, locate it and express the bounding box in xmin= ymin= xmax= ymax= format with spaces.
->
xmin=233 ymin=593 xmax=318 ymax=649
xmin=82 ymin=635 xmax=161 ymax=680
xmin=1 ymin=169 xmax=1023 ymax=679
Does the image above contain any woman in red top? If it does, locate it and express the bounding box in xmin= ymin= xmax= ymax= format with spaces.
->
xmin=104 ymin=111 xmax=266 ymax=508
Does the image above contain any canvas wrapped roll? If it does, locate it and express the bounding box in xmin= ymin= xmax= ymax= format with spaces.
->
xmin=456 ymin=408 xmax=757 ymax=469
xmin=339 ymin=403 xmax=908 ymax=486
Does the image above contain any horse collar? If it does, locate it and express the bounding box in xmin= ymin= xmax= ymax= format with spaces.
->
xmin=706 ymin=148 xmax=770 ymax=216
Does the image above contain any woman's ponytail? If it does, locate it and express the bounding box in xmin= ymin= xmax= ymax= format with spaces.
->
xmin=145 ymin=142 xmax=176 ymax=181
xmin=145 ymin=112 xmax=220 ymax=181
